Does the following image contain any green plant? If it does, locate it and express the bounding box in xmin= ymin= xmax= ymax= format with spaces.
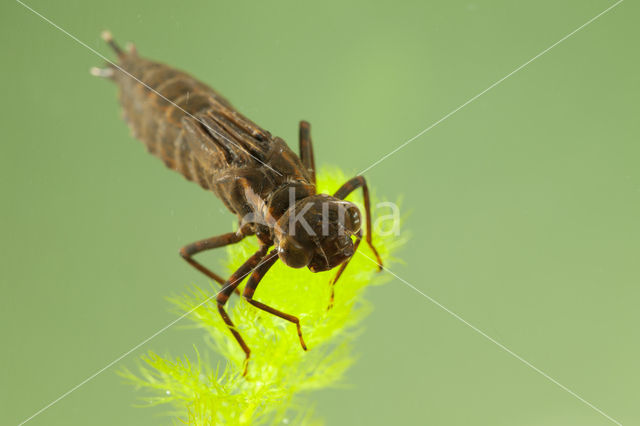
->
xmin=120 ymin=167 xmax=404 ymax=425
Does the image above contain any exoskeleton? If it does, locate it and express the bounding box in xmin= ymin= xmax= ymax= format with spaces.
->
xmin=92 ymin=32 xmax=382 ymax=375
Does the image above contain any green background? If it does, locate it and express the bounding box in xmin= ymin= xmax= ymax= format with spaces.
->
xmin=2 ymin=0 xmax=638 ymax=424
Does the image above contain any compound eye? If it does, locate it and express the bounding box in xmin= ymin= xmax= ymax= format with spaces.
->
xmin=278 ymin=237 xmax=312 ymax=268
xmin=343 ymin=205 xmax=362 ymax=234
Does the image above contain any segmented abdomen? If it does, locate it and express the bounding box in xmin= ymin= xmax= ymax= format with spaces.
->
xmin=113 ymin=54 xmax=236 ymax=190
xmin=109 ymin=47 xmax=311 ymax=222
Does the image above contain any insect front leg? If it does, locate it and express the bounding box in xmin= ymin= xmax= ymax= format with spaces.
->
xmin=334 ymin=176 xmax=383 ymax=269
xmin=180 ymin=231 xmax=247 ymax=294
xmin=327 ymin=229 xmax=363 ymax=310
xmin=299 ymin=120 xmax=316 ymax=184
xmin=243 ymin=250 xmax=308 ymax=351
xmin=216 ymin=244 xmax=271 ymax=376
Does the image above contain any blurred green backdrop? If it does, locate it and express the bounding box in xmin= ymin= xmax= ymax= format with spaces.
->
xmin=2 ymin=0 xmax=638 ymax=425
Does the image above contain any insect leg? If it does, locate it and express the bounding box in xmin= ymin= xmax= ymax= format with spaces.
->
xmin=327 ymin=229 xmax=362 ymax=310
xmin=180 ymin=231 xmax=247 ymax=294
xmin=299 ymin=121 xmax=316 ymax=184
xmin=216 ymin=244 xmax=271 ymax=376
xmin=242 ymin=250 xmax=308 ymax=351
xmin=334 ymin=176 xmax=383 ymax=269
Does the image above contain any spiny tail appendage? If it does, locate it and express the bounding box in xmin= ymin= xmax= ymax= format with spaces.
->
xmin=89 ymin=30 xmax=137 ymax=79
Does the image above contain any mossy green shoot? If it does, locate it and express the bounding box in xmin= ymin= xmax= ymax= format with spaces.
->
xmin=120 ymin=167 xmax=404 ymax=425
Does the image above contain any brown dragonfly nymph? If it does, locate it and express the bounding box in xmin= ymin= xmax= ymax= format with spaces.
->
xmin=92 ymin=32 xmax=383 ymax=375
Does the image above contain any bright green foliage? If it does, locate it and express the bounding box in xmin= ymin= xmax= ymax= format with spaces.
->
xmin=120 ymin=168 xmax=404 ymax=425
